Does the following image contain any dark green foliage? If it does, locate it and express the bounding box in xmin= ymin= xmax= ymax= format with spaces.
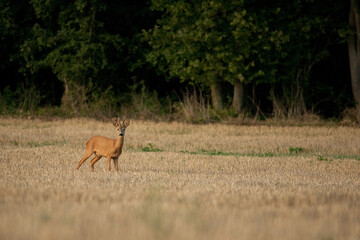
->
xmin=0 ymin=0 xmax=355 ymax=120
xmin=264 ymin=0 xmax=349 ymax=118
xmin=143 ymin=0 xmax=285 ymax=87
xmin=21 ymin=0 xmax=110 ymax=86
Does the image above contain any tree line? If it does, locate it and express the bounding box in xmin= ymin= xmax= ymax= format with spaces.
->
xmin=1 ymin=0 xmax=359 ymax=122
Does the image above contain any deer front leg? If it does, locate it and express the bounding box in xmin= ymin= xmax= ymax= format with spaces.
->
xmin=113 ymin=158 xmax=119 ymax=172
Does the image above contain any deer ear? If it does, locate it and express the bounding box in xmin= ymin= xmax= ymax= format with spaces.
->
xmin=124 ymin=120 xmax=130 ymax=127
xmin=112 ymin=118 xmax=119 ymax=127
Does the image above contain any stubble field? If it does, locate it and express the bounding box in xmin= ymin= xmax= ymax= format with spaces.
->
xmin=0 ymin=117 xmax=359 ymax=240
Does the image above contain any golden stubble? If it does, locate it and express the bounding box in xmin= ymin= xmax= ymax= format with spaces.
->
xmin=0 ymin=118 xmax=359 ymax=240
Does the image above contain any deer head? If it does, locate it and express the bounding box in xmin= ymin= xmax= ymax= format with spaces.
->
xmin=112 ymin=118 xmax=130 ymax=137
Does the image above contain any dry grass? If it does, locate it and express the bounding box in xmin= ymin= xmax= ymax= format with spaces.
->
xmin=0 ymin=117 xmax=360 ymax=240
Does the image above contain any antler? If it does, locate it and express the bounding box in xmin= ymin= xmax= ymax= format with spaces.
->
xmin=112 ymin=118 xmax=130 ymax=128
xmin=122 ymin=119 xmax=130 ymax=128
xmin=112 ymin=118 xmax=119 ymax=127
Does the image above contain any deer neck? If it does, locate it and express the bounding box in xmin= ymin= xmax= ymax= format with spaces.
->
xmin=115 ymin=134 xmax=124 ymax=150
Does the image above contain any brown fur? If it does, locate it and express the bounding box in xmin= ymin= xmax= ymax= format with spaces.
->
xmin=76 ymin=119 xmax=130 ymax=172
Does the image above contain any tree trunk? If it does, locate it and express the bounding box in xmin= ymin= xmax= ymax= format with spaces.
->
xmin=232 ymin=79 xmax=244 ymax=114
xmin=89 ymin=8 xmax=96 ymax=41
xmin=61 ymin=77 xmax=71 ymax=110
xmin=349 ymin=0 xmax=360 ymax=117
xmin=210 ymin=82 xmax=223 ymax=111
xmin=61 ymin=78 xmax=86 ymax=115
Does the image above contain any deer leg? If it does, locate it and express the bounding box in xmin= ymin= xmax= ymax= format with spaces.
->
xmin=113 ymin=158 xmax=119 ymax=172
xmin=107 ymin=157 xmax=111 ymax=172
xmin=76 ymin=151 xmax=93 ymax=170
xmin=90 ymin=155 xmax=102 ymax=172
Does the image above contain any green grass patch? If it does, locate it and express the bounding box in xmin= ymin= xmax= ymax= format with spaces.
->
xmin=26 ymin=141 xmax=53 ymax=147
xmin=9 ymin=140 xmax=19 ymax=146
xmin=259 ymin=152 xmax=277 ymax=157
xmin=289 ymin=146 xmax=304 ymax=154
xmin=8 ymin=137 xmax=67 ymax=147
xmin=26 ymin=137 xmax=67 ymax=148
xmin=332 ymin=154 xmax=360 ymax=161
xmin=199 ymin=149 xmax=237 ymax=156
xmin=181 ymin=149 xmax=278 ymax=158
xmin=180 ymin=148 xmax=360 ymax=162
xmin=181 ymin=149 xmax=243 ymax=157
xmin=141 ymin=143 xmax=163 ymax=152
xmin=316 ymin=155 xmax=333 ymax=162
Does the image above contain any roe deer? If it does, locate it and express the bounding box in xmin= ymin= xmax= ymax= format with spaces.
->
xmin=76 ymin=118 xmax=130 ymax=172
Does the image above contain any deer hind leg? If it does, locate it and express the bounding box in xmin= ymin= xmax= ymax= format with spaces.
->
xmin=113 ymin=158 xmax=119 ymax=172
xmin=106 ymin=157 xmax=111 ymax=172
xmin=90 ymin=154 xmax=102 ymax=172
xmin=76 ymin=150 xmax=93 ymax=170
